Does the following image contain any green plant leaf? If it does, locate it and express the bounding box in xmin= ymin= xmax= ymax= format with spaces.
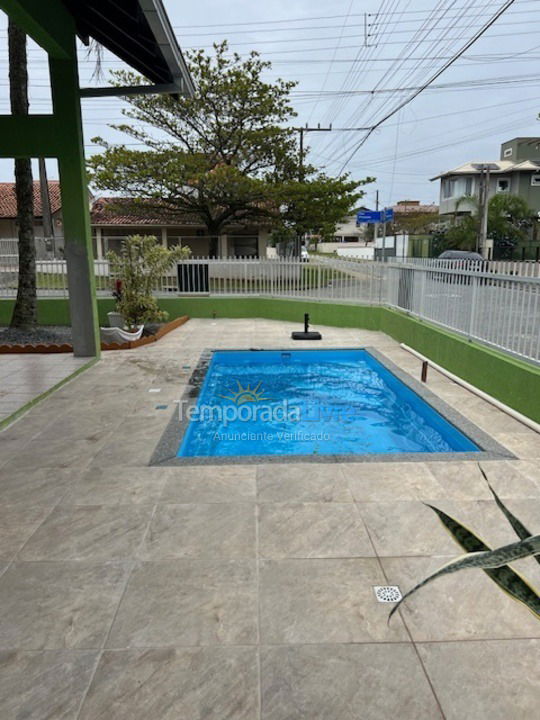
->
xmin=388 ymin=505 xmax=540 ymax=622
xmin=389 ymin=533 xmax=540 ymax=622
xmin=479 ymin=464 xmax=540 ymax=567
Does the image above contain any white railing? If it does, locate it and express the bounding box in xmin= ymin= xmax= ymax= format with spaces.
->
xmin=383 ymin=262 xmax=540 ymax=363
xmin=2 ymin=255 xmax=540 ymax=363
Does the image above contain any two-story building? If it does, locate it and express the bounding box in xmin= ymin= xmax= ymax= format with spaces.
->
xmin=431 ymin=138 xmax=540 ymax=220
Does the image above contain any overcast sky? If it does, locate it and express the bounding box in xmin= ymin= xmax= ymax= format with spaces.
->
xmin=0 ymin=0 xmax=539 ymax=208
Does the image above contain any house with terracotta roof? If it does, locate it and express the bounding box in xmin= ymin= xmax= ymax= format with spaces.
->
xmin=0 ymin=181 xmax=64 ymax=252
xmin=90 ymin=197 xmax=271 ymax=259
xmin=1 ymin=185 xmax=271 ymax=259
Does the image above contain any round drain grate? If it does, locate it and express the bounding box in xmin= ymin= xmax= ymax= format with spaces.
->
xmin=373 ymin=585 xmax=402 ymax=603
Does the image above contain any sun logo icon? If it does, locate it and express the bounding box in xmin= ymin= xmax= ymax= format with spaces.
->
xmin=218 ymin=380 xmax=271 ymax=405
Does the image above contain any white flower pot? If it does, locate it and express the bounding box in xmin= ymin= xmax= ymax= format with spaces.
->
xmin=107 ymin=311 xmax=124 ymax=328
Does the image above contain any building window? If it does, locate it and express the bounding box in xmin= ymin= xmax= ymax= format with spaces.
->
xmin=465 ymin=177 xmax=473 ymax=195
xmin=531 ymin=174 xmax=540 ymax=187
xmin=503 ymin=147 xmax=513 ymax=158
xmin=497 ymin=178 xmax=510 ymax=193
xmin=442 ymin=178 xmax=456 ymax=199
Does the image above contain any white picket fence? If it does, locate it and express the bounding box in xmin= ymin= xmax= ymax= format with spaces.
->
xmin=1 ymin=254 xmax=540 ymax=363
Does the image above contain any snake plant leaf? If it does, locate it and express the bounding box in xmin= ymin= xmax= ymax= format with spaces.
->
xmin=388 ymin=505 xmax=540 ymax=622
xmin=389 ymin=534 xmax=540 ymax=622
xmin=478 ymin=465 xmax=540 ymax=567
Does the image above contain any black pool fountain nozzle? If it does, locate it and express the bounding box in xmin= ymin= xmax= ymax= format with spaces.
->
xmin=291 ymin=313 xmax=322 ymax=340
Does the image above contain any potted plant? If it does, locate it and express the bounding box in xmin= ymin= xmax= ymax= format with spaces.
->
xmin=107 ymin=279 xmax=125 ymax=328
xmin=102 ymin=234 xmax=190 ymax=342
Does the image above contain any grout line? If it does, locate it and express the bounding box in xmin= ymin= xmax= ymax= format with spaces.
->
xmin=75 ymin=503 xmax=160 ymax=718
xmin=255 ymin=501 xmax=263 ymax=720
xmin=351 ymin=498 xmax=447 ymax=720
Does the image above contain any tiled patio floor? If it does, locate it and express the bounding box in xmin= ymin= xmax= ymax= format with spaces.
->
xmin=0 ymin=353 xmax=90 ymax=424
xmin=0 ymin=318 xmax=539 ymax=719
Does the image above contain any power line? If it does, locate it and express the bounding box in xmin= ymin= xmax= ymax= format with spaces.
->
xmin=337 ymin=0 xmax=519 ymax=173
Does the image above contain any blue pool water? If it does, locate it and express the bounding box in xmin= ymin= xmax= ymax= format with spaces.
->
xmin=178 ymin=349 xmax=479 ymax=457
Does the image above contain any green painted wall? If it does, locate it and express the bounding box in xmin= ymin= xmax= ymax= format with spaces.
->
xmin=1 ymin=296 xmax=539 ymax=422
xmin=379 ymin=308 xmax=540 ymax=423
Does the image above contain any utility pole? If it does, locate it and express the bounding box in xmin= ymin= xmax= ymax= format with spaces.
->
xmin=292 ymin=123 xmax=332 ymax=254
xmin=293 ymin=123 xmax=333 ymax=181
xmin=374 ymin=189 xmax=379 ymax=256
xmin=476 ymin=164 xmax=492 ymax=255
xmin=38 ymin=158 xmax=55 ymax=256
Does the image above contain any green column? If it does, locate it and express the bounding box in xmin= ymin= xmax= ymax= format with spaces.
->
xmin=49 ymin=39 xmax=100 ymax=357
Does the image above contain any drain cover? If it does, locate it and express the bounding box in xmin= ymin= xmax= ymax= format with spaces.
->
xmin=373 ymin=585 xmax=402 ymax=603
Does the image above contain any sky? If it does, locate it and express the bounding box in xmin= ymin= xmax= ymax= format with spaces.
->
xmin=0 ymin=0 xmax=539 ymax=209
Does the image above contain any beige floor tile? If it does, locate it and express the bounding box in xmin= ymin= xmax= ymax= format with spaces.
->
xmin=259 ymin=502 xmax=374 ymax=558
xmin=418 ymin=640 xmax=540 ymax=720
xmin=0 ymin=561 xmax=128 ymax=649
xmin=381 ymin=556 xmax=540 ymax=641
xmin=160 ymin=465 xmax=256 ymax=503
xmin=261 ymin=644 xmax=442 ymax=720
xmin=139 ymin=503 xmax=256 ymax=560
xmin=0 ymin=650 xmax=98 ymax=719
xmin=257 ymin=464 xmax=352 ymax=502
xmin=79 ymin=647 xmax=258 ymax=720
xmin=107 ymin=559 xmax=257 ymax=647
xmin=259 ymin=558 xmax=408 ymax=643
xmin=19 ymin=505 xmax=153 ymax=561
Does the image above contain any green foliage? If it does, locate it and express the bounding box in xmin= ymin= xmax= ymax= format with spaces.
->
xmin=389 ymin=470 xmax=540 ymax=622
xmin=107 ymin=235 xmax=190 ymax=328
xmin=88 ymin=42 xmax=372 ymax=253
xmin=433 ymin=193 xmax=533 ymax=256
xmin=88 ymin=42 xmax=300 ymax=253
xmin=487 ymin=193 xmax=532 ymax=258
xmin=272 ymin=173 xmax=372 ymax=248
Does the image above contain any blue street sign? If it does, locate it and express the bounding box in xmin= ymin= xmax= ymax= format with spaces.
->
xmin=356 ymin=208 xmax=394 ymax=224
xmin=356 ymin=209 xmax=382 ymax=224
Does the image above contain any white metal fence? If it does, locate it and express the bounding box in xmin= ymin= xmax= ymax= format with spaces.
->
xmin=1 ymin=254 xmax=539 ymax=364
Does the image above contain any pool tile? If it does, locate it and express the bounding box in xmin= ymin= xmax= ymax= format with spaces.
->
xmin=106 ymin=559 xmax=257 ymax=647
xmin=138 ymin=503 xmax=256 ymax=560
xmin=19 ymin=505 xmax=153 ymax=561
xmin=417 ymin=640 xmax=540 ymax=720
xmin=0 ymin=561 xmax=128 ymax=649
xmin=160 ymin=465 xmax=256 ymax=503
xmin=257 ymin=464 xmax=352 ymax=503
xmin=261 ymin=644 xmax=441 ymax=720
xmin=78 ymin=647 xmax=258 ymax=720
xmin=0 ymin=650 xmax=98 ymax=719
xmin=258 ymin=503 xmax=374 ymax=558
xmin=259 ymin=558 xmax=408 ymax=643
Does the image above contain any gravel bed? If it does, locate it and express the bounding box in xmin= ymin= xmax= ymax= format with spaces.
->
xmin=0 ymin=325 xmax=73 ymax=345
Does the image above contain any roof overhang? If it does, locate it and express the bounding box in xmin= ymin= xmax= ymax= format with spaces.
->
xmin=63 ymin=0 xmax=195 ymax=97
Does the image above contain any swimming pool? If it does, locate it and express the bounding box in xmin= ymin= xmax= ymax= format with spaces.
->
xmin=177 ymin=348 xmax=480 ymax=458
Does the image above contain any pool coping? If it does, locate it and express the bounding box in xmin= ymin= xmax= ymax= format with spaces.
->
xmin=149 ymin=346 xmax=515 ymax=466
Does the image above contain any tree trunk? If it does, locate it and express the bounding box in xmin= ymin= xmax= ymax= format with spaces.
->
xmin=8 ymin=20 xmax=37 ymax=329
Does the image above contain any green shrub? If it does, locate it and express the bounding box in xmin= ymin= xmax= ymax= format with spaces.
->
xmin=107 ymin=235 xmax=190 ymax=329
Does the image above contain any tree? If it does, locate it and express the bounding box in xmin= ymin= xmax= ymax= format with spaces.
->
xmin=271 ymin=174 xmax=371 ymax=253
xmin=487 ymin=193 xmax=532 ymax=259
xmin=433 ymin=193 xmax=533 ymax=258
xmin=88 ymin=42 xmax=300 ymax=256
xmin=8 ymin=20 xmax=37 ymax=329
